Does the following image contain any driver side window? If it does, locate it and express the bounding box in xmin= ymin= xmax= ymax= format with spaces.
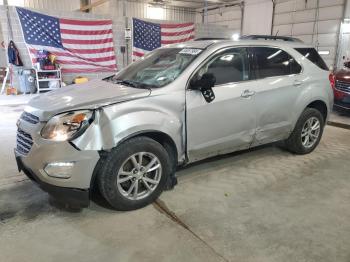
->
xmin=196 ymin=47 xmax=249 ymax=86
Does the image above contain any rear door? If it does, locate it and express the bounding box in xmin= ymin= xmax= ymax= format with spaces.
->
xmin=248 ymin=46 xmax=303 ymax=146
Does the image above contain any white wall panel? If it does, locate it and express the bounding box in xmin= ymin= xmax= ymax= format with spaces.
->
xmin=273 ymin=0 xmax=345 ymax=67
xmin=196 ymin=5 xmax=242 ymax=31
xmin=293 ymin=9 xmax=316 ymax=23
xmin=292 ymin=22 xmax=314 ymax=35
xmin=316 ymin=33 xmax=339 ymax=46
xmin=93 ymin=0 xmax=196 ymax=22
xmin=6 ymin=0 xmax=80 ymax=11
xmin=294 ymin=0 xmax=317 ymax=9
xmin=243 ymin=0 xmax=273 ymax=35
xmin=0 ymin=18 xmax=5 ymax=67
xmin=296 ymin=34 xmax=313 ymax=44
xmin=274 ymin=13 xmax=292 ymax=25
xmin=319 ymin=0 xmax=344 ymax=8
xmin=318 ymin=6 xmax=343 ymax=20
xmin=317 ymin=20 xmax=341 ymax=34
xmin=275 ymin=1 xmax=295 ymax=13
xmin=195 ymin=23 xmax=237 ymax=39
xmin=273 ymin=24 xmax=292 ymax=35
xmin=275 ymin=0 xmax=317 ymax=13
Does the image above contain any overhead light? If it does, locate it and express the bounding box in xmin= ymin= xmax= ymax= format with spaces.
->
xmin=343 ymin=22 xmax=350 ymax=33
xmin=147 ymin=5 xmax=165 ymax=20
xmin=318 ymin=50 xmax=330 ymax=55
xmin=232 ymin=33 xmax=240 ymax=41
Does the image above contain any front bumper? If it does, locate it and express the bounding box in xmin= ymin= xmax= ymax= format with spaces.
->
xmin=15 ymin=108 xmax=102 ymax=207
xmin=334 ymin=99 xmax=350 ymax=109
xmin=16 ymin=153 xmax=90 ymax=207
xmin=333 ymin=88 xmax=350 ymax=109
xmin=15 ymin=119 xmax=101 ymax=207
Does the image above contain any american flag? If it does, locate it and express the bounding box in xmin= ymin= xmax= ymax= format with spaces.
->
xmin=16 ymin=7 xmax=117 ymax=73
xmin=132 ymin=18 xmax=195 ymax=60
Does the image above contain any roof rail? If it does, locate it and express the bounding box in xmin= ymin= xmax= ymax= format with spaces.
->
xmin=240 ymin=35 xmax=302 ymax=42
xmin=194 ymin=37 xmax=230 ymax=41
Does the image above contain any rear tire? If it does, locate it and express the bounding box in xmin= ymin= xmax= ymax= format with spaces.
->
xmin=98 ymin=136 xmax=171 ymax=211
xmin=285 ymin=108 xmax=324 ymax=154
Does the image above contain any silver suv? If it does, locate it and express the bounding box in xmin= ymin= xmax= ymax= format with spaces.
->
xmin=15 ymin=38 xmax=333 ymax=210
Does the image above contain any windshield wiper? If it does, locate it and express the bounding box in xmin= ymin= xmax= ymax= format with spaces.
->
xmin=114 ymin=79 xmax=139 ymax=88
xmin=114 ymin=79 xmax=155 ymax=90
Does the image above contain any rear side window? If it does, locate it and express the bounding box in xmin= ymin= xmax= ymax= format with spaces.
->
xmin=252 ymin=47 xmax=302 ymax=79
xmin=295 ymin=48 xmax=329 ymax=71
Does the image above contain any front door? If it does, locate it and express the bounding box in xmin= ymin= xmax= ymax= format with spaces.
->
xmin=186 ymin=47 xmax=257 ymax=162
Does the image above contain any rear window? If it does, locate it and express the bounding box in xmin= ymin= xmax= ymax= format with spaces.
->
xmin=295 ymin=48 xmax=329 ymax=71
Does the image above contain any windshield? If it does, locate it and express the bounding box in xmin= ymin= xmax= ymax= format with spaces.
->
xmin=106 ymin=48 xmax=202 ymax=88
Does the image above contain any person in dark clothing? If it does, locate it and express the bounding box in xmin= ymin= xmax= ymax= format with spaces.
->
xmin=7 ymin=41 xmax=23 ymax=66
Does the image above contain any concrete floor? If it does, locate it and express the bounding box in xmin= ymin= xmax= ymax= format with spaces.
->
xmin=329 ymin=107 xmax=350 ymax=127
xmin=0 ymin=101 xmax=350 ymax=262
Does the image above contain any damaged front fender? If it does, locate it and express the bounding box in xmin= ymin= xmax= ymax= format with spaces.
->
xmin=70 ymin=98 xmax=185 ymax=163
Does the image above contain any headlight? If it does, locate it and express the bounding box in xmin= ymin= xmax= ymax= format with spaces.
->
xmin=41 ymin=110 xmax=93 ymax=141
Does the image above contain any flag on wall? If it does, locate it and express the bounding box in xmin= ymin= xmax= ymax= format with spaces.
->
xmin=16 ymin=7 xmax=117 ymax=73
xmin=132 ymin=18 xmax=195 ymax=60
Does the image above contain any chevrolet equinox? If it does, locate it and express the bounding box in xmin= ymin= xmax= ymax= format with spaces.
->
xmin=15 ymin=37 xmax=333 ymax=210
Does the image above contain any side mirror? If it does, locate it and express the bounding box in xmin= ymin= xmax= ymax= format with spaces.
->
xmin=190 ymin=73 xmax=216 ymax=103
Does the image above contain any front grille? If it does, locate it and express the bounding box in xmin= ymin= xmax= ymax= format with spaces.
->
xmin=335 ymin=80 xmax=350 ymax=93
xmin=20 ymin=112 xmax=39 ymax=124
xmin=16 ymin=129 xmax=33 ymax=156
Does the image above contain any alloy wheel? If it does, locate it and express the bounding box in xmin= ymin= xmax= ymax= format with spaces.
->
xmin=301 ymin=116 xmax=321 ymax=149
xmin=116 ymin=152 xmax=162 ymax=200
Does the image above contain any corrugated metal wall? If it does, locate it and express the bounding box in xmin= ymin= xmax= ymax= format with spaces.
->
xmin=124 ymin=1 xmax=195 ymax=21
xmin=2 ymin=0 xmax=347 ymax=68
xmin=0 ymin=13 xmax=5 ymax=67
xmin=6 ymin=0 xmax=80 ymax=11
xmin=195 ymin=5 xmax=242 ymax=34
xmin=273 ymin=0 xmax=345 ymax=67
xmin=92 ymin=0 xmax=196 ymax=22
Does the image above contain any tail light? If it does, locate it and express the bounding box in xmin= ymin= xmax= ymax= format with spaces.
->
xmin=329 ymin=72 xmax=335 ymax=89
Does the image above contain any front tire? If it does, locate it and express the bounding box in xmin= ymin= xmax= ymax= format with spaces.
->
xmin=98 ymin=136 xmax=171 ymax=211
xmin=285 ymin=108 xmax=324 ymax=154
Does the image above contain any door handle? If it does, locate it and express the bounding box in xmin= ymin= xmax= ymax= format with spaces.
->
xmin=293 ymin=80 xmax=303 ymax=86
xmin=241 ymin=89 xmax=255 ymax=98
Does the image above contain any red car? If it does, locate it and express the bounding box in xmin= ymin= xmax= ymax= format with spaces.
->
xmin=330 ymin=62 xmax=350 ymax=110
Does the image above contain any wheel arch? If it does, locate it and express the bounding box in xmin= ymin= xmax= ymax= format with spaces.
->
xmin=116 ymin=130 xmax=179 ymax=166
xmin=305 ymin=100 xmax=328 ymax=122
xmin=90 ymin=130 xmax=179 ymax=193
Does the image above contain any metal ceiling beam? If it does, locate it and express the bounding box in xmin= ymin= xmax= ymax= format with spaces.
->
xmin=169 ymin=0 xmax=234 ymax=7
xmin=146 ymin=0 xmax=236 ymax=9
xmin=77 ymin=0 xmax=243 ymax=12
xmin=197 ymin=0 xmax=243 ymax=12
xmin=79 ymin=0 xmax=110 ymax=11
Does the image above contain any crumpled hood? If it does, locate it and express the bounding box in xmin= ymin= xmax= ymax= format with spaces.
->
xmin=26 ymin=79 xmax=151 ymax=120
